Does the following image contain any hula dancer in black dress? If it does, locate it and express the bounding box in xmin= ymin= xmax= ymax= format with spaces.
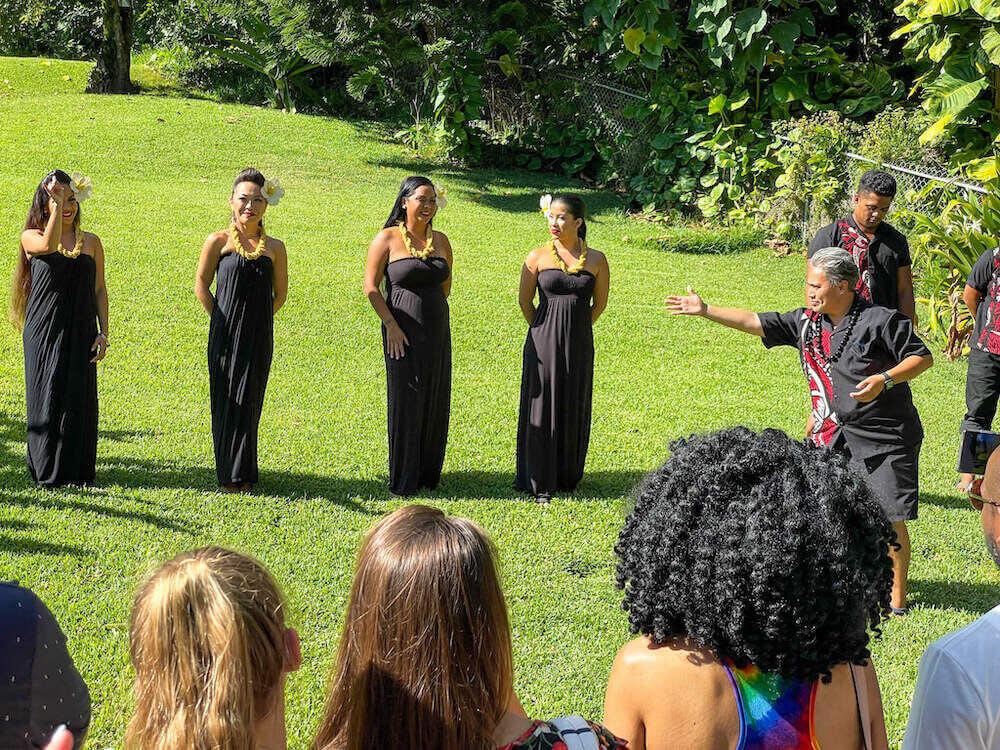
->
xmin=667 ymin=247 xmax=933 ymax=615
xmin=195 ymin=168 xmax=288 ymax=492
xmin=11 ymin=170 xmax=109 ymax=487
xmin=516 ymin=194 xmax=610 ymax=503
xmin=363 ymin=176 xmax=453 ymax=496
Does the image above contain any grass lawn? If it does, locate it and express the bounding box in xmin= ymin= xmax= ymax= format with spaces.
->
xmin=0 ymin=56 xmax=995 ymax=748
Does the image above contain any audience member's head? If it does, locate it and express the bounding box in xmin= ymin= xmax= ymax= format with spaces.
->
xmin=0 ymin=583 xmax=90 ymax=749
xmin=853 ymin=169 xmax=896 ymax=231
xmin=972 ymin=447 xmax=1000 ymax=568
xmin=616 ymin=427 xmax=894 ymax=682
xmin=312 ymin=504 xmax=513 ymax=750
xmin=124 ymin=547 xmax=300 ymax=750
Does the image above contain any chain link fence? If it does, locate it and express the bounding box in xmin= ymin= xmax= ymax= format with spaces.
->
xmin=478 ymin=62 xmax=985 ymax=239
xmin=479 ymin=60 xmax=655 ymax=177
xmin=773 ymin=135 xmax=986 ymax=244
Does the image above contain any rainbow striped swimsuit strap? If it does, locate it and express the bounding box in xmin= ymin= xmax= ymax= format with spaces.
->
xmin=722 ymin=661 xmax=820 ymax=750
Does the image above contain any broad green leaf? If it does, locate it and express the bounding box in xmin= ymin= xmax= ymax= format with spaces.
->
xmin=730 ymin=92 xmax=751 ymax=110
xmin=716 ymin=15 xmax=733 ymax=43
xmin=982 ymin=27 xmax=1000 ymax=65
xmin=929 ymin=34 xmax=955 ymax=62
xmin=972 ymin=0 xmax=1000 ymax=20
xmin=968 ymin=157 xmax=1000 ymax=180
xmin=644 ymin=32 xmax=665 ymax=55
xmin=623 ymin=27 xmax=645 ymax=54
xmin=771 ymin=22 xmax=799 ymax=54
xmin=919 ymin=0 xmax=972 ymax=17
xmin=920 ymin=112 xmax=956 ymax=143
xmin=708 ymin=93 xmax=727 ymax=114
xmin=890 ymin=18 xmax=930 ymax=39
xmin=733 ymin=7 xmax=767 ymax=46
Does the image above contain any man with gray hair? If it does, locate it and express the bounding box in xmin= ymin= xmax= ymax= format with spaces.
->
xmin=667 ymin=247 xmax=934 ymax=614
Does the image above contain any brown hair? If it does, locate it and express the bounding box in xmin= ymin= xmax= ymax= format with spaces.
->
xmin=125 ymin=547 xmax=287 ymax=750
xmin=9 ymin=169 xmax=80 ymax=329
xmin=312 ymin=505 xmax=513 ymax=750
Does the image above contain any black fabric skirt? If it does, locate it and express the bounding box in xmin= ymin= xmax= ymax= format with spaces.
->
xmin=851 ymin=444 xmax=921 ymax=522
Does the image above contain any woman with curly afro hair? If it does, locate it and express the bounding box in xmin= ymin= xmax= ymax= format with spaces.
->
xmin=603 ymin=427 xmax=893 ymax=750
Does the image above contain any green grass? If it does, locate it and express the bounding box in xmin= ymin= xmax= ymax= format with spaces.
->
xmin=0 ymin=56 xmax=993 ymax=749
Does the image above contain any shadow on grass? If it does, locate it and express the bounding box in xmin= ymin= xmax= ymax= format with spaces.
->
xmin=0 ymin=484 xmax=192 ymax=533
xmin=429 ymin=469 xmax=643 ymax=501
xmin=921 ymin=491 xmax=974 ymax=511
xmin=0 ymin=534 xmax=90 ymax=558
xmin=911 ymin=578 xmax=1000 ymax=616
xmin=95 ymin=458 xmax=381 ymax=514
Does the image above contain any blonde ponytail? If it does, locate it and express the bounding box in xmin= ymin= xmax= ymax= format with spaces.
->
xmin=125 ymin=547 xmax=286 ymax=750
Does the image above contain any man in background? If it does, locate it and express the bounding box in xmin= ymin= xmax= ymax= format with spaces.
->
xmin=809 ymin=169 xmax=916 ymax=324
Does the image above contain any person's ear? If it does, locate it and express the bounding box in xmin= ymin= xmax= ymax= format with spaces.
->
xmin=284 ymin=627 xmax=302 ymax=672
xmin=853 ymin=193 xmax=860 ymax=205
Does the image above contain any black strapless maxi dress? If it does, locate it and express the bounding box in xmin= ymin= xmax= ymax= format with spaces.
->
xmin=23 ymin=253 xmax=98 ymax=487
xmin=383 ymin=256 xmax=451 ymax=496
xmin=516 ymin=268 xmax=595 ymax=496
xmin=208 ymin=251 xmax=274 ymax=486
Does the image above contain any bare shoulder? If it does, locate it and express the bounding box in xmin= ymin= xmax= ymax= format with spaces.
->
xmin=526 ymin=245 xmax=549 ymax=263
xmin=614 ymin=636 xmax=719 ymax=677
xmin=431 ymin=228 xmax=451 ymax=245
xmin=20 ymin=228 xmax=43 ymax=241
xmin=83 ymin=231 xmax=103 ymax=254
xmin=266 ymin=236 xmax=286 ymax=255
xmin=205 ymin=230 xmax=229 ymax=247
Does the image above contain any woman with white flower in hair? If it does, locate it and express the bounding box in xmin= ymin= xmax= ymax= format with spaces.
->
xmin=9 ymin=170 xmax=108 ymax=486
xmin=195 ymin=168 xmax=288 ymax=492
xmin=363 ymin=176 xmax=453 ymax=496
xmin=516 ymin=193 xmax=609 ymax=502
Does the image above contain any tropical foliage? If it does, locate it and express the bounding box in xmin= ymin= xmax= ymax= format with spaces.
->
xmin=903 ymin=184 xmax=1000 ymax=356
xmin=893 ymin=0 xmax=1000 ymax=178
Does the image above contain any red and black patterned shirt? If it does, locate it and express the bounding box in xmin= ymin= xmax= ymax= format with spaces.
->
xmin=967 ymin=247 xmax=1000 ymax=355
xmin=808 ymin=216 xmax=911 ymax=311
xmin=758 ymin=298 xmax=930 ymax=457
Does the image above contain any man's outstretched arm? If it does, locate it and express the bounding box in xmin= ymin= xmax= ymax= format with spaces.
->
xmin=666 ymin=286 xmax=763 ymax=336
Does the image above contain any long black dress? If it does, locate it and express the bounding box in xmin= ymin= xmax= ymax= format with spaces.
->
xmin=23 ymin=253 xmax=98 ymax=487
xmin=516 ymin=268 xmax=595 ymax=496
xmin=383 ymin=256 xmax=451 ymax=495
xmin=208 ymin=251 xmax=273 ymax=486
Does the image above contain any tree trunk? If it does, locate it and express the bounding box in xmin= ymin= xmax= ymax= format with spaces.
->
xmin=87 ymin=0 xmax=137 ymax=94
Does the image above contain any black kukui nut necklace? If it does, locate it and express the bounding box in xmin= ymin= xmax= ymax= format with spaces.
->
xmin=807 ymin=306 xmax=860 ymax=364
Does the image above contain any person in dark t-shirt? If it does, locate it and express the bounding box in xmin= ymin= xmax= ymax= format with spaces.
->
xmin=959 ymin=246 xmax=1000 ymax=489
xmin=667 ymin=247 xmax=934 ymax=615
xmin=809 ymin=169 xmax=916 ymax=323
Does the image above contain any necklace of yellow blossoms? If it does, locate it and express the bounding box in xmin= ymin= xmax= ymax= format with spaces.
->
xmin=57 ymin=228 xmax=85 ymax=259
xmin=548 ymin=238 xmax=587 ymax=274
xmin=229 ymin=222 xmax=266 ymax=260
xmin=397 ymin=221 xmax=432 ymax=260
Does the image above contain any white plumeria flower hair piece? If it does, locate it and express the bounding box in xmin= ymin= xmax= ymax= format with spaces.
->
xmin=434 ymin=182 xmax=447 ymax=210
xmin=262 ymin=177 xmax=285 ymax=206
xmin=69 ymin=172 xmax=93 ymax=202
xmin=539 ymin=193 xmax=552 ymax=219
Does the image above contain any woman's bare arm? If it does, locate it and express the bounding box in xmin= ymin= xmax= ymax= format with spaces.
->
xmin=591 ymin=250 xmax=610 ymax=324
xmin=271 ymin=239 xmax=288 ymax=313
xmin=519 ymin=250 xmax=541 ymax=324
xmin=437 ymin=231 xmax=453 ymax=297
xmin=194 ymin=232 xmax=225 ymax=316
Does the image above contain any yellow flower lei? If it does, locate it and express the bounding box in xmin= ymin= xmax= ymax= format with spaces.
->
xmin=398 ymin=221 xmax=432 ymax=260
xmin=229 ymin=222 xmax=267 ymax=260
xmin=549 ymin=239 xmax=587 ymax=274
xmin=58 ymin=229 xmax=85 ymax=259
